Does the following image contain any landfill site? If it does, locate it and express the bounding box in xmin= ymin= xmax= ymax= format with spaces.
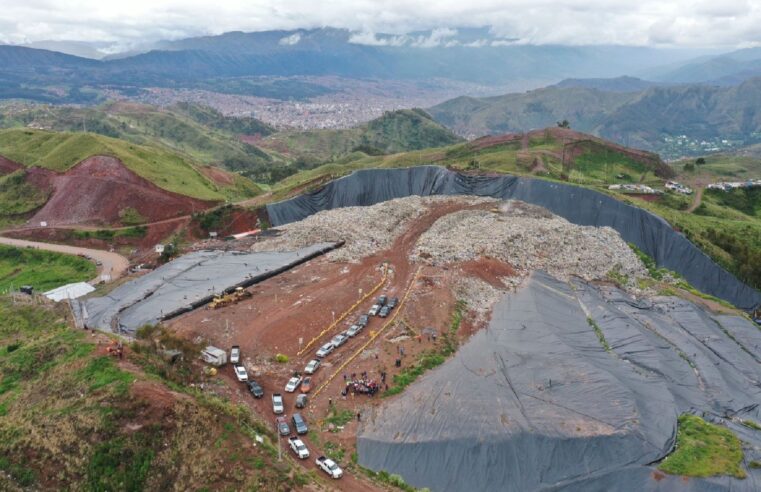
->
xmin=79 ymin=167 xmax=761 ymax=491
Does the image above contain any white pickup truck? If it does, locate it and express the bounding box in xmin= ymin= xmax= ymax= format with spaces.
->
xmin=288 ymin=436 xmax=309 ymax=459
xmin=316 ymin=456 xmax=343 ymax=479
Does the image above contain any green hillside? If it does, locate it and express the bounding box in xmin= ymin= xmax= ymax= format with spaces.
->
xmin=0 ymin=102 xmax=279 ymax=177
xmin=0 ymin=245 xmax=95 ymax=292
xmin=0 ymin=299 xmax=311 ymax=490
xmin=0 ymin=128 xmax=260 ymax=201
xmin=261 ymin=108 xmax=463 ymax=162
xmin=672 ymin=154 xmax=761 ymax=182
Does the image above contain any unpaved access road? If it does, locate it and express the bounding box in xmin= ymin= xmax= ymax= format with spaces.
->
xmin=0 ymin=236 xmax=129 ymax=283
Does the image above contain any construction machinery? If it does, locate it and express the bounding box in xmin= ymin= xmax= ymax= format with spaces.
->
xmin=208 ymin=287 xmax=252 ymax=309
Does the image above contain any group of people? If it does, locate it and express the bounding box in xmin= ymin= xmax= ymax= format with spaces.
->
xmin=341 ymin=370 xmax=384 ymax=396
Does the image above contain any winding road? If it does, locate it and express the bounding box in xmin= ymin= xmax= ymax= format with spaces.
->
xmin=0 ymin=236 xmax=130 ymax=284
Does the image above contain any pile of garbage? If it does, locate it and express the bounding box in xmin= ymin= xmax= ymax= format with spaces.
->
xmin=412 ymin=200 xmax=647 ymax=284
xmin=252 ymin=195 xmax=495 ymax=262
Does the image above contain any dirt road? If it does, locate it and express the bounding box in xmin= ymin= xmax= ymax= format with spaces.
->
xmin=0 ymin=236 xmax=129 ymax=283
xmin=686 ymin=186 xmax=704 ymax=213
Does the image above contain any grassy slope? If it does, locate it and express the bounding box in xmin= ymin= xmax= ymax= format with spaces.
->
xmin=659 ymin=415 xmax=745 ymax=478
xmin=0 ymin=244 xmax=95 ymax=291
xmin=0 ymin=300 xmax=312 ymax=491
xmin=0 ymin=102 xmax=276 ymax=168
xmin=673 ymin=154 xmax=761 ymax=182
xmin=0 ymin=170 xmax=49 ymax=217
xmin=261 ymin=108 xmax=463 ymax=162
xmin=271 ymin=129 xmax=665 ymax=199
xmin=0 ymin=128 xmax=259 ymax=201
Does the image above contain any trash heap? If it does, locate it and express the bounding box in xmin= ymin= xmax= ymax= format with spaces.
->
xmin=412 ymin=200 xmax=646 ymax=283
xmin=252 ymin=195 xmax=495 ymax=262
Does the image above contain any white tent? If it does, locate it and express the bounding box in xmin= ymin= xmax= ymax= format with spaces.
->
xmin=44 ymin=282 xmax=95 ymax=302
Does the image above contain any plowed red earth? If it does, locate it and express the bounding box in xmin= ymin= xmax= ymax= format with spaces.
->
xmin=26 ymin=155 xmax=215 ymax=227
xmin=168 ymin=199 xmax=511 ymax=491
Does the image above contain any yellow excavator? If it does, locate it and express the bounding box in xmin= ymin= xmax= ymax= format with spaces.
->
xmin=208 ymin=287 xmax=252 ymax=309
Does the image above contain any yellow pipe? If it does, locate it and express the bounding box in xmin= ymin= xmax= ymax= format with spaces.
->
xmin=297 ymin=263 xmax=388 ymax=356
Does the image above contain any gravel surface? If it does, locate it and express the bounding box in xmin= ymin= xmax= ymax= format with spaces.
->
xmin=252 ymin=195 xmax=496 ymax=262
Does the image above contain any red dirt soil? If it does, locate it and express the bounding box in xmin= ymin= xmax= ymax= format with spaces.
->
xmin=25 ymin=155 xmax=216 ymax=227
xmin=168 ymin=199 xmax=502 ymax=489
xmin=0 ymin=155 xmax=22 ymax=175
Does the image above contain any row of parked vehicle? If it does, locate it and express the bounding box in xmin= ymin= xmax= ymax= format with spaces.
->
xmin=286 ymin=436 xmax=343 ymax=478
xmin=224 ymin=347 xmax=342 ymax=478
xmin=313 ymin=295 xmax=399 ymax=360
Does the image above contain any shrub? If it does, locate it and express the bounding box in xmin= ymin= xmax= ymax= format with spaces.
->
xmin=274 ymin=353 xmax=289 ymax=363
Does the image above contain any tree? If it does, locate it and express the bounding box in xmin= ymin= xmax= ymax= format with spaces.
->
xmin=683 ymin=162 xmax=696 ymax=172
xmin=557 ymin=120 xmax=571 ymax=129
xmin=696 ymin=157 xmax=706 ymax=165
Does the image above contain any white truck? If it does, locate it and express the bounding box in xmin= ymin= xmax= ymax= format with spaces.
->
xmin=201 ymin=346 xmax=227 ymax=367
xmin=230 ymin=345 xmax=240 ymax=364
xmin=316 ymin=456 xmax=343 ymax=479
xmin=233 ymin=364 xmax=248 ymax=382
xmin=285 ymin=375 xmax=303 ymax=393
xmin=289 ymin=436 xmax=310 ymax=459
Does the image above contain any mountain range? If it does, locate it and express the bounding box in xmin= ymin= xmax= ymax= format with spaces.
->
xmin=0 ymin=28 xmax=714 ymax=103
xmin=429 ymin=77 xmax=761 ymax=158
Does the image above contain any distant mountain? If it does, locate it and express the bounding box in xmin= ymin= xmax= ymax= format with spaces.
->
xmin=429 ymin=87 xmax=635 ymax=137
xmin=653 ymin=47 xmax=761 ymax=85
xmin=19 ymin=40 xmax=116 ymax=60
xmin=552 ymin=76 xmax=659 ymax=92
xmin=0 ymin=28 xmax=711 ymax=103
xmin=600 ymin=78 xmax=761 ymax=150
xmin=429 ymin=78 xmax=761 ymax=158
xmin=260 ymin=108 xmax=463 ymax=162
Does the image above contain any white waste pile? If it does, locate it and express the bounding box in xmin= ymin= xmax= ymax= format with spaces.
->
xmin=252 ymin=195 xmax=496 ymax=262
xmin=413 ymin=200 xmax=647 ymax=284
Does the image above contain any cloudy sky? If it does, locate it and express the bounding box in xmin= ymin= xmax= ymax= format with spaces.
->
xmin=0 ymin=0 xmax=758 ymax=50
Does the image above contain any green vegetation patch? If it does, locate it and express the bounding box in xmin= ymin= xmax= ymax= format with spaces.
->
xmin=385 ymin=301 xmax=465 ymax=397
xmin=587 ymin=317 xmax=611 ymax=352
xmin=0 ymin=244 xmax=95 ymax=292
xmin=0 ymin=170 xmax=49 ymax=217
xmin=69 ymin=226 xmax=147 ymax=241
xmin=659 ymin=414 xmax=745 ymax=479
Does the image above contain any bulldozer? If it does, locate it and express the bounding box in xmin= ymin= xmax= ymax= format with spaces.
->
xmin=208 ymin=287 xmax=252 ymax=309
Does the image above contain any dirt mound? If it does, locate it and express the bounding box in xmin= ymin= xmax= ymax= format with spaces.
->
xmin=0 ymin=155 xmax=22 ymax=175
xmin=198 ymin=165 xmax=235 ymax=186
xmin=28 ymin=155 xmax=215 ymax=227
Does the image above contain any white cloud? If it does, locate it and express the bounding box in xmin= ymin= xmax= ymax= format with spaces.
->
xmin=0 ymin=0 xmax=759 ymax=49
xmin=410 ymin=27 xmax=458 ymax=47
xmin=348 ymin=32 xmax=409 ymax=46
xmin=279 ymin=33 xmax=301 ymax=45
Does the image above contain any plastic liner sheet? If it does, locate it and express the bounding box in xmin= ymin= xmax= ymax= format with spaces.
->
xmin=356 ymin=272 xmax=761 ymax=492
xmin=79 ymin=242 xmax=339 ymax=335
xmin=266 ymin=166 xmax=761 ymax=311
